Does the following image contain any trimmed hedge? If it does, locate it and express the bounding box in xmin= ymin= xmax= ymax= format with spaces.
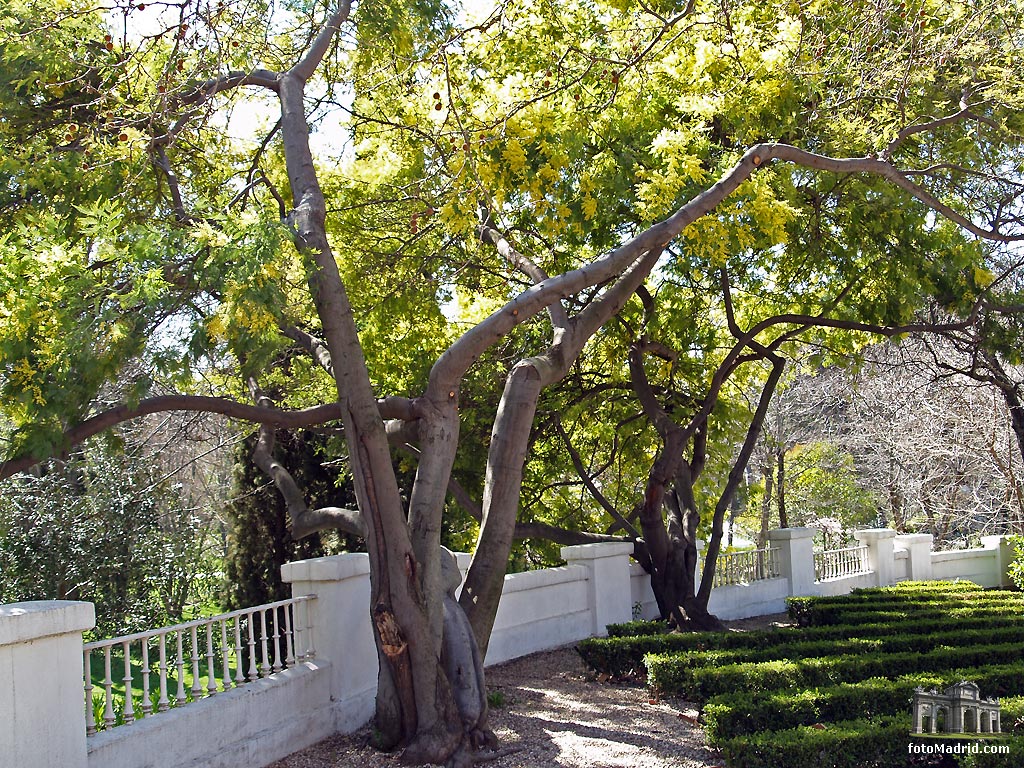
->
xmin=646 ymin=640 xmax=1024 ymax=699
xmin=704 ymin=676 xmax=934 ymax=745
xmin=706 ymin=680 xmax=1024 ymax=745
xmin=718 ymin=715 xmax=911 ymax=768
xmin=692 ymin=624 xmax=1024 ymax=670
xmin=577 ymin=615 xmax=1024 ymax=677
xmin=851 ymin=580 xmax=987 ymax=595
xmin=605 ymin=619 xmax=670 ymax=638
xmin=786 ymin=582 xmax=1020 ymax=627
xmin=786 ymin=598 xmax=1024 ymax=628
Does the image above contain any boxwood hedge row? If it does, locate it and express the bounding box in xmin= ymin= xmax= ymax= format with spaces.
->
xmin=605 ymin=619 xmax=670 ymax=638
xmin=718 ymin=715 xmax=912 ymax=768
xmin=595 ymin=581 xmax=1022 ymax=767
xmin=646 ymin=640 xmax=1024 ymax=699
xmin=646 ymin=625 xmax=1024 ymax=679
xmin=786 ymin=599 xmax=1024 ymax=628
xmin=705 ymin=677 xmax=1024 ymax=745
xmin=785 ymin=584 xmax=1021 ymax=626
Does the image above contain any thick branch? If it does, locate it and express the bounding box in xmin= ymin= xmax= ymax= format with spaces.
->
xmin=765 ymin=144 xmax=1024 ymax=243
xmin=881 ymin=103 xmax=1000 ymax=161
xmin=178 ymin=69 xmax=281 ymax=107
xmin=248 ymin=382 xmax=366 ymax=539
xmin=478 ymin=224 xmax=570 ymax=332
xmin=281 ymin=323 xmax=335 ymax=376
xmin=289 ymin=0 xmax=353 ymax=82
xmin=0 ymin=394 xmax=417 ymax=481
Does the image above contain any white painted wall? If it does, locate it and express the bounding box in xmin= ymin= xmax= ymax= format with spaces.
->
xmin=931 ymin=549 xmax=1000 ymax=586
xmin=87 ymin=661 xmax=336 ymax=768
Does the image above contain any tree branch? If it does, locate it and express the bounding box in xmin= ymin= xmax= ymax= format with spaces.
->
xmin=288 ymin=0 xmax=353 ymax=82
xmin=765 ymin=144 xmax=1024 ymax=242
xmin=553 ymin=415 xmax=641 ymax=538
xmin=477 ymin=224 xmax=570 ymax=332
xmin=281 ymin=323 xmax=335 ymax=376
xmin=248 ymin=380 xmax=366 ymax=540
xmin=0 ymin=393 xmax=419 ymax=481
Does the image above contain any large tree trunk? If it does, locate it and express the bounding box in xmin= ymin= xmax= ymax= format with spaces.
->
xmin=759 ymin=460 xmax=775 ymax=548
xmin=275 ymin=25 xmax=467 ymax=761
xmin=776 ymin=446 xmax=788 ymax=528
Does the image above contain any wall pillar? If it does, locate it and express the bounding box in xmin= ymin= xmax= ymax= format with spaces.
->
xmin=855 ymin=528 xmax=897 ymax=587
xmin=980 ymin=535 xmax=1015 ymax=587
xmin=0 ymin=600 xmax=95 ymax=768
xmin=561 ymin=542 xmax=634 ymax=636
xmin=281 ymin=554 xmax=377 ymax=731
xmin=894 ymin=533 xmax=933 ymax=581
xmin=767 ymin=528 xmax=816 ymax=597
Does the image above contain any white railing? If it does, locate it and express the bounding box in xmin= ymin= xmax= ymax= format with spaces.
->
xmin=713 ymin=547 xmax=781 ymax=587
xmin=82 ymin=594 xmax=316 ymax=735
xmin=814 ymin=545 xmax=870 ymax=581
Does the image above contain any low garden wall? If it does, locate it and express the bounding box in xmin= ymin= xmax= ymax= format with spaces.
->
xmin=0 ymin=530 xmax=1015 ymax=768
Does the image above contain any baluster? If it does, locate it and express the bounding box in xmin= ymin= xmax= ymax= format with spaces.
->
xmin=84 ymin=648 xmax=97 ymax=736
xmin=121 ymin=640 xmax=135 ymax=724
xmin=157 ymin=634 xmax=170 ymax=712
xmin=233 ymin=616 xmax=246 ymax=686
xmin=246 ymin=611 xmax=259 ymax=682
xmin=175 ymin=630 xmax=187 ymax=706
xmin=190 ymin=625 xmax=203 ymax=699
xmin=271 ymin=608 xmax=283 ymax=673
xmin=259 ymin=609 xmax=272 ymax=677
xmin=221 ymin=619 xmax=232 ymax=691
xmin=140 ymin=638 xmax=152 ymax=716
xmin=293 ymin=604 xmax=306 ymax=662
xmin=283 ymin=603 xmax=296 ymax=667
xmin=206 ymin=623 xmax=218 ymax=695
xmin=304 ymin=600 xmax=316 ymax=659
xmin=102 ymin=646 xmax=116 ymax=729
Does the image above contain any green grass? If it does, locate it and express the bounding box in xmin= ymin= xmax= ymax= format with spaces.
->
xmin=87 ymin=645 xmax=251 ymax=728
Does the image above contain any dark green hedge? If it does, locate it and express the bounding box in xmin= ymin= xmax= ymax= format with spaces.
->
xmin=646 ymin=641 xmax=1024 ymax=699
xmin=680 ymin=625 xmax=1024 ymax=674
xmin=706 ymin=681 xmax=1024 ymax=745
xmin=785 ymin=583 xmax=1020 ymax=626
xmin=786 ymin=599 xmax=1024 ymax=628
xmin=605 ymin=619 xmax=670 ymax=638
xmin=718 ymin=715 xmax=911 ymax=768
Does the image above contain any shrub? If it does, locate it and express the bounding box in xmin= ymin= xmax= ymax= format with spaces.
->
xmin=647 ymin=641 xmax=1024 ymax=699
xmin=719 ymin=716 xmax=910 ymax=768
xmin=605 ymin=619 xmax=671 ymax=638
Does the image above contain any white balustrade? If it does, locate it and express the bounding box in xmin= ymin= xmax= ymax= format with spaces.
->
xmin=82 ymin=595 xmax=315 ymax=734
xmin=814 ymin=544 xmax=870 ymax=581
xmin=713 ymin=547 xmax=781 ymax=587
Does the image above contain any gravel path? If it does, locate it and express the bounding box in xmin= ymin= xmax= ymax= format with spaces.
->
xmin=268 ymin=614 xmax=791 ymax=768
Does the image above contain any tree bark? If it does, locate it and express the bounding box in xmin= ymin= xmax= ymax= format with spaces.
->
xmin=777 ymin=447 xmax=788 ymax=529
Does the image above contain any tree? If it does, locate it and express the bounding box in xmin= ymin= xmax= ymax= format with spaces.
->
xmin=1 ymin=0 xmax=1023 ymax=762
xmin=0 ymin=419 xmax=227 ymax=635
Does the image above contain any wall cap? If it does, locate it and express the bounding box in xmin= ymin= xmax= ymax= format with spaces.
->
xmin=855 ymin=528 xmax=897 ymax=543
xmin=767 ymin=527 xmax=816 ymax=541
xmin=560 ymin=542 xmax=635 ymax=561
xmin=0 ymin=600 xmax=95 ymax=647
xmin=281 ymin=553 xmax=370 ymax=584
xmin=894 ymin=533 xmax=934 ymax=546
